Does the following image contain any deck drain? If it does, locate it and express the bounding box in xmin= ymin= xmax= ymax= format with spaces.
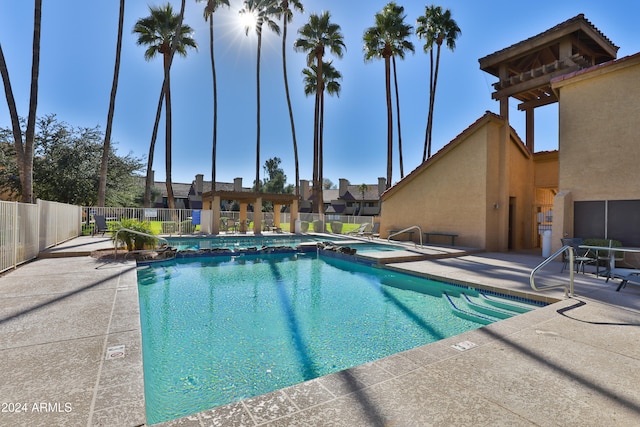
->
xmin=106 ymin=345 xmax=125 ymax=360
xmin=451 ymin=340 xmax=477 ymax=351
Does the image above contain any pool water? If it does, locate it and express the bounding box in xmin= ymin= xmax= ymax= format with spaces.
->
xmin=166 ymin=235 xmax=339 ymax=251
xmin=137 ymin=253 xmax=534 ymax=424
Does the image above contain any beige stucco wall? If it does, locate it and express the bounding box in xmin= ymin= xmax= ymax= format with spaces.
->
xmin=380 ymin=122 xmax=491 ymax=249
xmin=380 ymin=113 xmax=543 ymax=251
xmin=551 ymin=55 xmax=640 ymax=251
xmin=555 ymin=56 xmax=640 ymax=202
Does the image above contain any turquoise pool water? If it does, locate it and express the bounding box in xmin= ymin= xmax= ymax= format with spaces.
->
xmin=166 ymin=235 xmax=340 ymax=251
xmin=137 ymin=253 xmax=538 ymax=424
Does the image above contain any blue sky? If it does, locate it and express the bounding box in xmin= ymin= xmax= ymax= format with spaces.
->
xmin=1 ymin=1 xmax=639 ymax=188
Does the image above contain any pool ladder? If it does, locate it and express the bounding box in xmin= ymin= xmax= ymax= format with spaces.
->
xmin=388 ymin=225 xmax=422 ymax=248
xmin=530 ymin=245 xmax=574 ymax=297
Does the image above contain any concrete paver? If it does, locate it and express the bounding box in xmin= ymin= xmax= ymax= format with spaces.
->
xmin=1 ymin=236 xmax=639 ymax=426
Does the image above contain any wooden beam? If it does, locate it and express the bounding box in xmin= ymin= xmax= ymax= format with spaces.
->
xmin=492 ymin=64 xmax=580 ymax=100
xmin=517 ymin=93 xmax=558 ymax=110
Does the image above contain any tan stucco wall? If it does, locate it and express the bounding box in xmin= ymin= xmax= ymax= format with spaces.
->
xmin=551 ymin=55 xmax=640 ymax=251
xmin=381 ymin=114 xmax=543 ymax=251
xmin=555 ymin=56 xmax=640 ymax=202
xmin=380 ymin=123 xmax=490 ymax=249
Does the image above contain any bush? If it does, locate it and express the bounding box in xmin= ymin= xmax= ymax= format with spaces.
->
xmin=313 ymin=220 xmax=324 ymax=233
xmin=300 ymin=221 xmax=309 ymax=233
xmin=114 ymin=218 xmax=158 ymax=250
xmin=180 ymin=220 xmax=196 ymax=234
xmin=330 ymin=221 xmax=343 ymax=234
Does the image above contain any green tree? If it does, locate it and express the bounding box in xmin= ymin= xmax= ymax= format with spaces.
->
xmin=358 ymin=183 xmax=369 ymax=215
xmin=0 ymin=0 xmax=42 ymax=203
xmin=302 ymin=61 xmax=342 ymax=211
xmin=363 ymin=2 xmax=413 ymax=188
xmin=323 ymin=178 xmax=335 ymax=190
xmin=134 ymin=2 xmax=197 ymax=209
xmin=98 ymin=0 xmax=126 ymax=207
xmin=240 ymin=0 xmax=281 ymax=192
xmin=294 ymin=12 xmax=345 ymax=213
xmin=0 ymin=115 xmax=144 ymax=206
xmin=262 ymin=157 xmax=292 ymax=194
xmin=275 ymin=0 xmax=303 ymax=198
xmin=416 ymin=5 xmax=461 ymax=161
xmin=196 ymin=0 xmax=230 ymax=194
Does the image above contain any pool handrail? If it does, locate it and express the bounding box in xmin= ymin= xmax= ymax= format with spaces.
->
xmin=114 ymin=228 xmax=169 ymax=258
xmin=388 ymin=225 xmax=423 ymax=248
xmin=530 ymin=245 xmax=574 ymax=297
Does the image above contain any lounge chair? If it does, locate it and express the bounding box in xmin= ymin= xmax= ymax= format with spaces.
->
xmin=560 ymin=238 xmax=595 ymax=273
xmin=93 ymin=215 xmax=110 ymax=236
xmin=362 ymin=222 xmax=380 ymax=239
xmin=347 ymin=223 xmax=371 ymax=236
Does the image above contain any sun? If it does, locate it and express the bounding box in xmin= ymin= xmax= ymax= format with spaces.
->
xmin=238 ymin=9 xmax=257 ymax=33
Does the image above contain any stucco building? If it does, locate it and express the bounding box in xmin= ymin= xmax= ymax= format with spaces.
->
xmin=380 ymin=14 xmax=640 ymax=252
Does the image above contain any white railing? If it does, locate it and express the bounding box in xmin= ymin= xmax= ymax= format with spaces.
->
xmin=0 ymin=199 xmax=81 ymax=273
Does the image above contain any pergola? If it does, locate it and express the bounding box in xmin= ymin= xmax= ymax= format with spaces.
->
xmin=201 ymin=190 xmax=299 ymax=234
xmin=479 ymin=14 xmax=618 ymax=152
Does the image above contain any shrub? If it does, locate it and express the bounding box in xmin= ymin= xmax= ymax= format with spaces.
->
xmin=114 ymin=218 xmax=158 ymax=250
xmin=300 ymin=221 xmax=309 ymax=233
xmin=330 ymin=221 xmax=343 ymax=234
xmin=313 ymin=220 xmax=324 ymax=233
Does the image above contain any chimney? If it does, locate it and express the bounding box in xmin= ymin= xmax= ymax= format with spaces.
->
xmin=339 ymin=178 xmax=349 ymax=198
xmin=378 ymin=177 xmax=386 ymax=195
xmin=195 ymin=174 xmax=203 ymax=194
xmin=300 ymin=180 xmax=310 ymax=199
xmin=234 ymin=177 xmax=243 ymax=192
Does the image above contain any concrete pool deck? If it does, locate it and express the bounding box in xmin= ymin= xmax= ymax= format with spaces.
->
xmin=1 ymin=236 xmax=639 ymax=426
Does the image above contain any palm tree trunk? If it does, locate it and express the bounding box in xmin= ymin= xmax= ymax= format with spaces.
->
xmin=255 ymin=29 xmax=262 ymax=192
xmin=318 ymin=80 xmax=325 ymax=215
xmin=392 ymin=55 xmax=404 ymax=179
xmin=423 ymin=48 xmax=434 ymax=162
xmin=427 ymin=43 xmax=443 ymax=159
xmin=384 ymin=55 xmax=393 ymax=189
xmin=144 ymin=85 xmax=164 ymax=207
xmin=163 ymin=52 xmax=175 ymax=209
xmin=209 ymin=14 xmax=218 ymax=193
xmin=314 ymin=56 xmax=324 ymax=213
xmin=311 ymin=84 xmax=320 ymax=213
xmin=282 ymin=15 xmax=299 ymax=197
xmin=23 ymin=0 xmax=42 ymax=204
xmin=0 ymin=44 xmax=26 ymax=194
xmin=98 ymin=0 xmax=125 ymax=207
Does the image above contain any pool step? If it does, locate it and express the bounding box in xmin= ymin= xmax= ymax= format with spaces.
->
xmin=443 ymin=291 xmax=530 ymax=325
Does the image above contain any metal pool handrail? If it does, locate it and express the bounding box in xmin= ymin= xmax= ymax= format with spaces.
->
xmin=388 ymin=225 xmax=423 ymax=248
xmin=114 ymin=228 xmax=169 ymax=258
xmin=530 ymin=245 xmax=574 ymax=297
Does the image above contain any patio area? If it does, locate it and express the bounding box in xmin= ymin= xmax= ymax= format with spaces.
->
xmin=0 ymin=236 xmax=639 ymax=426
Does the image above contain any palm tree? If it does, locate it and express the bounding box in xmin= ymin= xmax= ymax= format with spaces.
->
xmin=240 ymin=0 xmax=280 ymax=192
xmin=363 ymin=2 xmax=413 ymax=189
xmin=302 ymin=61 xmax=342 ymax=212
xmin=416 ymin=5 xmax=460 ymax=161
xmin=0 ymin=0 xmax=41 ymax=203
xmin=294 ymin=11 xmax=345 ymax=213
xmin=275 ymin=0 xmax=303 ymax=198
xmin=98 ymin=0 xmax=125 ymax=207
xmin=134 ymin=2 xmax=196 ymax=209
xmin=197 ymin=0 xmax=230 ymax=194
xmin=358 ymin=183 xmax=369 ymax=215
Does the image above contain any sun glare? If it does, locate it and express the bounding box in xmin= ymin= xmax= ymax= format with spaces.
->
xmin=238 ymin=9 xmax=257 ymax=33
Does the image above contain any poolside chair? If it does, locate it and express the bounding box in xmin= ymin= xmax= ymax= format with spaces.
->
xmin=362 ymin=222 xmax=380 ymax=240
xmin=560 ymin=238 xmax=595 ymax=274
xmin=347 ymin=223 xmax=370 ymax=236
xmin=93 ymin=215 xmax=111 ymax=236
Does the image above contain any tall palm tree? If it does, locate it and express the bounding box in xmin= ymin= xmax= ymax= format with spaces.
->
xmin=0 ymin=0 xmax=41 ymax=203
xmin=134 ymin=2 xmax=196 ymax=209
xmin=240 ymin=0 xmax=280 ymax=192
xmin=197 ymin=0 xmax=229 ymax=195
xmin=363 ymin=2 xmax=413 ymax=189
xmin=302 ymin=61 xmax=342 ymax=211
xmin=416 ymin=5 xmax=460 ymax=161
xmin=275 ymin=0 xmax=303 ymax=198
xmin=294 ymin=11 xmax=345 ymax=213
xmin=98 ymin=0 xmax=125 ymax=207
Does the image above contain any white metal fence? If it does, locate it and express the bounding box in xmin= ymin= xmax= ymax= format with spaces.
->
xmin=1 ymin=200 xmax=81 ymax=273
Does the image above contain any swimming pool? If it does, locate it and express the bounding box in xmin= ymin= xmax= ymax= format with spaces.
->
xmin=166 ymin=235 xmax=410 ymax=253
xmin=137 ymin=252 xmax=542 ymax=424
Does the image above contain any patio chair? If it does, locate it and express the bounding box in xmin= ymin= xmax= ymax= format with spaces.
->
xmin=560 ymin=238 xmax=595 ymax=274
xmin=93 ymin=215 xmax=110 ymax=236
xmin=362 ymin=222 xmax=380 ymax=239
xmin=347 ymin=223 xmax=370 ymax=236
